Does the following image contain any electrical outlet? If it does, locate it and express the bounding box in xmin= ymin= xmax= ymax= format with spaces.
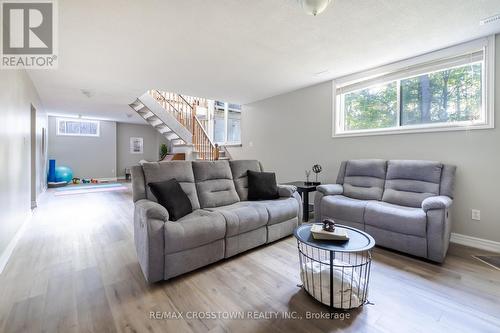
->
xmin=471 ymin=209 xmax=481 ymax=221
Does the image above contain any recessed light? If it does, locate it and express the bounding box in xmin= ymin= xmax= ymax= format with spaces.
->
xmin=480 ymin=14 xmax=500 ymax=26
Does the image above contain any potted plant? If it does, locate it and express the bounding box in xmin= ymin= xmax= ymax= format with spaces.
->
xmin=159 ymin=143 xmax=169 ymax=160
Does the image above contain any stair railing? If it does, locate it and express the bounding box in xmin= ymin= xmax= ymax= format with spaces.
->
xmin=149 ymin=90 xmax=193 ymax=132
xmin=149 ymin=89 xmax=219 ymax=160
xmin=192 ymin=115 xmax=219 ymax=161
xmin=174 ymin=93 xmax=219 ymax=161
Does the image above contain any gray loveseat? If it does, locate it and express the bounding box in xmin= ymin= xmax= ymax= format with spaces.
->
xmin=314 ymin=160 xmax=456 ymax=262
xmin=132 ymin=160 xmax=302 ymax=283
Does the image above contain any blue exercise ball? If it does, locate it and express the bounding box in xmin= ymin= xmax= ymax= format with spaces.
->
xmin=55 ymin=166 xmax=73 ymax=183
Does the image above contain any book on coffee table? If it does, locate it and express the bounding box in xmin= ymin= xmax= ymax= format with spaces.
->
xmin=311 ymin=224 xmax=349 ymax=241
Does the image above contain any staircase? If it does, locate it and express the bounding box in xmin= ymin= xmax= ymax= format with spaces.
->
xmin=129 ymin=90 xmax=228 ymax=161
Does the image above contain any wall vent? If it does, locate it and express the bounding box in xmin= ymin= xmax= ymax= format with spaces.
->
xmin=480 ymin=14 xmax=500 ymax=26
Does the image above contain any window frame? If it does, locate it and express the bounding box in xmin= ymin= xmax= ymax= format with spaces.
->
xmin=332 ymin=36 xmax=495 ymax=138
xmin=56 ymin=117 xmax=100 ymax=137
xmin=212 ymin=101 xmax=242 ymax=145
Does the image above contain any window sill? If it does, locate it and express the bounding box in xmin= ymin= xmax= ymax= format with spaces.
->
xmin=332 ymin=122 xmax=494 ymax=138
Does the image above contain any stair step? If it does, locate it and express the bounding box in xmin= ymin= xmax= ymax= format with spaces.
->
xmin=148 ymin=118 xmax=163 ymax=127
xmin=158 ymin=126 xmax=172 ymax=133
xmin=130 ymin=100 xmax=145 ymax=111
xmin=155 ymin=123 xmax=167 ymax=130
xmin=136 ymin=106 xmax=149 ymax=114
xmin=164 ymin=133 xmax=179 ymax=140
xmin=141 ymin=111 xmax=155 ymax=119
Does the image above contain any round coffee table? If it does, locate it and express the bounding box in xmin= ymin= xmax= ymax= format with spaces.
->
xmin=294 ymin=224 xmax=375 ymax=309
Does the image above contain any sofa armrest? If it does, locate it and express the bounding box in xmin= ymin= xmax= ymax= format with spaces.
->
xmin=422 ymin=196 xmax=452 ymax=212
xmin=134 ymin=199 xmax=168 ymax=283
xmin=278 ymin=184 xmax=297 ymax=198
xmin=135 ymin=199 xmax=169 ymax=222
xmin=317 ymin=184 xmax=343 ymax=196
xmin=424 ymin=196 xmax=453 ymax=262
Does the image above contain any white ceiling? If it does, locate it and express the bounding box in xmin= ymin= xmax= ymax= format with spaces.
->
xmin=28 ymin=0 xmax=500 ymax=124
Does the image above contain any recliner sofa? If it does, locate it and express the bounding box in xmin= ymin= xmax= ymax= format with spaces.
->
xmin=132 ymin=160 xmax=302 ymax=283
xmin=314 ymin=159 xmax=456 ymax=262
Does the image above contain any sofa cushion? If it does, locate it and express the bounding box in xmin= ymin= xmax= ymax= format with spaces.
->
xmin=193 ymin=161 xmax=240 ymax=208
xmin=321 ymin=195 xmax=369 ymax=224
xmin=229 ymin=160 xmax=262 ymax=201
xmin=148 ymin=178 xmax=192 ymax=221
xmin=164 ymin=210 xmax=226 ymax=254
xmin=364 ymin=202 xmax=427 ymax=237
xmin=342 ymin=159 xmax=386 ymax=201
xmin=252 ymin=197 xmax=299 ymax=225
xmin=382 ymin=160 xmax=442 ymax=208
xmin=142 ymin=161 xmax=200 ymax=210
xmin=247 ymin=170 xmax=279 ymax=201
xmin=207 ymin=202 xmax=268 ymax=237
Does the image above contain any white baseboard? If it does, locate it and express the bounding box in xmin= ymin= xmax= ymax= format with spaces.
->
xmin=0 ymin=211 xmax=32 ymax=274
xmin=450 ymin=233 xmax=500 ymax=253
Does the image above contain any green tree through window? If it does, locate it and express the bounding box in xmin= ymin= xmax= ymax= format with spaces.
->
xmin=344 ymin=82 xmax=397 ymax=130
xmin=341 ymin=62 xmax=483 ymax=132
xmin=401 ymin=64 xmax=482 ymax=125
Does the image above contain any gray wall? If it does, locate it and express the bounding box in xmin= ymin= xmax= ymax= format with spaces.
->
xmin=0 ymin=69 xmax=47 ymax=257
xmin=116 ymin=123 xmax=168 ymax=177
xmin=231 ymin=34 xmax=500 ymax=243
xmin=48 ymin=116 xmax=117 ymax=179
xmin=47 ymin=118 xmax=168 ymax=179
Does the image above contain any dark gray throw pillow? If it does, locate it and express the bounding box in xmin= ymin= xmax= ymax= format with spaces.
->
xmin=247 ymin=170 xmax=279 ymax=201
xmin=148 ymin=178 xmax=192 ymax=221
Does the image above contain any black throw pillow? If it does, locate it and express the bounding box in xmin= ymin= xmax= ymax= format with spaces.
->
xmin=148 ymin=178 xmax=192 ymax=221
xmin=247 ymin=170 xmax=279 ymax=201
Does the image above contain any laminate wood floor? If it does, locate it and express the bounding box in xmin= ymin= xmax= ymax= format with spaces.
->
xmin=1 ymin=184 xmax=499 ymax=333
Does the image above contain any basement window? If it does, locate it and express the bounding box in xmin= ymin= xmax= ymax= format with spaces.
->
xmin=333 ymin=36 xmax=495 ymax=137
xmin=57 ymin=118 xmax=100 ymax=137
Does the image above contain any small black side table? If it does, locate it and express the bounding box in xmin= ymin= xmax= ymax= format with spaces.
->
xmin=283 ymin=181 xmax=318 ymax=222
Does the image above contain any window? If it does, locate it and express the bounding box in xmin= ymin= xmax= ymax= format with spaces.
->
xmin=57 ymin=118 xmax=100 ymax=137
xmin=227 ymin=104 xmax=241 ymax=144
xmin=213 ymin=106 xmax=225 ymax=143
xmin=212 ymin=101 xmax=241 ymax=144
xmin=333 ymin=36 xmax=495 ymax=137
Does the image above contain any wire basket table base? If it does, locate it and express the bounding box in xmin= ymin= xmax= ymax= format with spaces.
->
xmin=294 ymin=224 xmax=375 ymax=310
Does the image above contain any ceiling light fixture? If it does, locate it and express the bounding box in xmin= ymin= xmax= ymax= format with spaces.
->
xmin=297 ymin=0 xmax=332 ymax=16
xmin=480 ymin=14 xmax=500 ymax=25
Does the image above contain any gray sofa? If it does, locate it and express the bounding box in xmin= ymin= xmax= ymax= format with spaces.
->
xmin=132 ymin=160 xmax=302 ymax=283
xmin=314 ymin=159 xmax=456 ymax=262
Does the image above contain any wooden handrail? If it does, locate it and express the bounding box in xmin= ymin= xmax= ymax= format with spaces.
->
xmin=148 ymin=90 xmax=219 ymax=160
xmin=149 ymin=90 xmax=193 ymax=132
